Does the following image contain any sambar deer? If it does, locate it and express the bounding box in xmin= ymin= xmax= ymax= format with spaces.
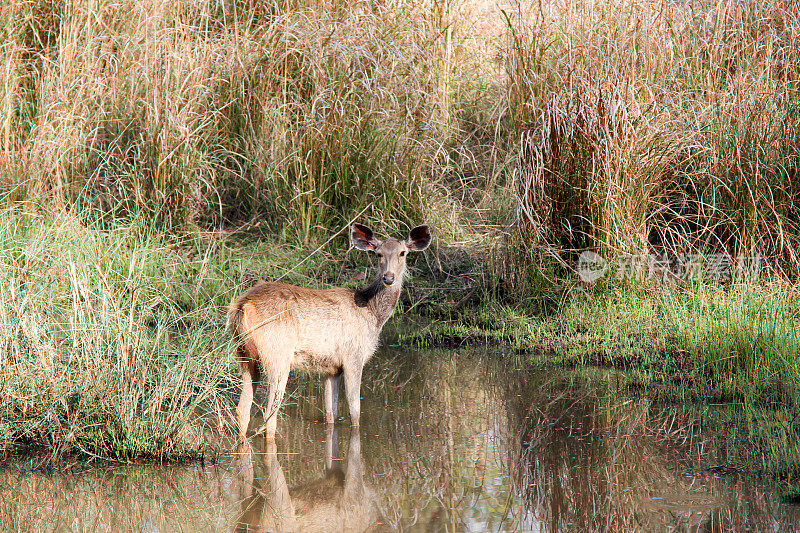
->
xmin=228 ymin=223 xmax=431 ymax=439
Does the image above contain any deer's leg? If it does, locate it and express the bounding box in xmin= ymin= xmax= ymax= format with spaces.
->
xmin=236 ymin=356 xmax=259 ymax=440
xmin=343 ymin=365 xmax=363 ymax=428
xmin=323 ymin=373 xmax=342 ymax=425
xmin=263 ymin=365 xmax=290 ymax=440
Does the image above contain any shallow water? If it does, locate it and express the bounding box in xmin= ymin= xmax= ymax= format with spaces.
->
xmin=2 ymin=348 xmax=799 ymax=532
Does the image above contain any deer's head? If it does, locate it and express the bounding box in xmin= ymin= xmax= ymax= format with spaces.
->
xmin=351 ymin=223 xmax=431 ymax=287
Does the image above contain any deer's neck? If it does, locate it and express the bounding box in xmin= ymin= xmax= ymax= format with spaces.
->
xmin=354 ymin=276 xmax=402 ymax=328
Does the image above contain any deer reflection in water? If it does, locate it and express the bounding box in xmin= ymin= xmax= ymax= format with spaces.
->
xmin=235 ymin=428 xmax=379 ymax=532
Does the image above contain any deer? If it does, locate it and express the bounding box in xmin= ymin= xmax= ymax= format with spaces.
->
xmin=227 ymin=223 xmax=431 ymax=440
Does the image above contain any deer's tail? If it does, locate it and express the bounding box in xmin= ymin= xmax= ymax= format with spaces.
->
xmin=227 ymin=295 xmax=246 ymax=341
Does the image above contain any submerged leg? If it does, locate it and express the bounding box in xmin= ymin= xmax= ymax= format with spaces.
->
xmin=236 ymin=357 xmax=259 ymax=440
xmin=343 ymin=366 xmax=363 ymax=428
xmin=263 ymin=366 xmax=290 ymax=439
xmin=323 ymin=373 xmax=342 ymax=424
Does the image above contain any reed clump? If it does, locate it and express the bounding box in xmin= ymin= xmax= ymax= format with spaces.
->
xmin=3 ymin=0 xmax=800 ymax=271
xmin=0 ymin=0 xmax=454 ymax=238
xmin=505 ymin=0 xmax=800 ymax=284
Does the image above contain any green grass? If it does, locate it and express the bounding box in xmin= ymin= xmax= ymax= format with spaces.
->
xmin=0 ymin=208 xmax=227 ymax=459
xmin=0 ymin=206 xmax=371 ymax=460
xmin=405 ymin=280 xmax=800 ymax=408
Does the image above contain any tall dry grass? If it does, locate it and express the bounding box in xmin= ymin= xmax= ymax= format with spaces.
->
xmin=0 ymin=0 xmax=459 ymax=238
xmin=3 ymin=0 xmax=800 ymax=277
xmin=505 ymin=0 xmax=800 ymax=287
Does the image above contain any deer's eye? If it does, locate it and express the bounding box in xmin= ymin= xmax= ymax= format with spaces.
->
xmin=377 ymin=253 xmax=383 ymax=258
xmin=400 ymin=251 xmax=406 ymax=257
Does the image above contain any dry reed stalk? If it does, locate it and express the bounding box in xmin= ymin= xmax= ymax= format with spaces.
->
xmin=504 ymin=0 xmax=800 ymax=287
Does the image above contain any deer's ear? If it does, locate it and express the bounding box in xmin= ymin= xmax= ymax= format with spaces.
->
xmin=406 ymin=225 xmax=431 ymax=251
xmin=351 ymin=223 xmax=381 ymax=251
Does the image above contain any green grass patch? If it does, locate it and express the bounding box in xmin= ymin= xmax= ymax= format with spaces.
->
xmin=405 ymin=281 xmax=800 ymax=409
xmin=0 ymin=206 xmax=375 ymax=460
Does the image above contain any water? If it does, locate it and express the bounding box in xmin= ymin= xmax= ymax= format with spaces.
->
xmin=2 ymin=348 xmax=799 ymax=531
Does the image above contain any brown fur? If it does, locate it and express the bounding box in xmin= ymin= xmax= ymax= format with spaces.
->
xmin=228 ymin=223 xmax=431 ymax=439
